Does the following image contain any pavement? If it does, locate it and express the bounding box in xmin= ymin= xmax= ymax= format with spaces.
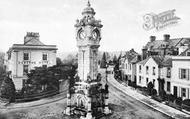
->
xmin=108 ymin=74 xmax=190 ymax=119
xmin=0 ymin=90 xmax=67 ymax=110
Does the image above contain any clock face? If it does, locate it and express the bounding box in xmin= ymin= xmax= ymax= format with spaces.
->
xmin=79 ymin=30 xmax=86 ymax=40
xmin=92 ymin=30 xmax=98 ymax=40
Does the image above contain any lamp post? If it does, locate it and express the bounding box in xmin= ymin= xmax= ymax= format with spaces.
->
xmin=105 ymin=62 xmax=108 ymax=83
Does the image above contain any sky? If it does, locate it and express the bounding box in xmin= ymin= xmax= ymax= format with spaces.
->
xmin=0 ymin=0 xmax=190 ymax=54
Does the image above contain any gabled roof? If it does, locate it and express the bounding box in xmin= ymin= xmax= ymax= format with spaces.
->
xmin=152 ymin=56 xmax=172 ymax=67
xmin=131 ymin=55 xmax=141 ymax=63
xmin=121 ymin=49 xmax=139 ymax=63
xmin=137 ymin=56 xmax=172 ymax=67
xmin=137 ymin=57 xmax=150 ymax=65
xmin=24 ymin=38 xmax=45 ymax=46
xmin=144 ymin=38 xmax=190 ymax=50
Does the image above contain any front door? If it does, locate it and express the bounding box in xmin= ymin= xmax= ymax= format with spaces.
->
xmin=174 ymin=86 xmax=177 ymax=97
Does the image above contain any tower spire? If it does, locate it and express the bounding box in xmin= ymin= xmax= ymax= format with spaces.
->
xmin=87 ymin=0 xmax=91 ymax=7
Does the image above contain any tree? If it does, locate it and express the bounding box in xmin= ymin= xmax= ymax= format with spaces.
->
xmin=56 ymin=57 xmax=63 ymax=66
xmin=0 ymin=76 xmax=16 ymax=102
xmin=100 ymin=52 xmax=107 ymax=68
xmin=0 ymin=52 xmax=6 ymax=86
xmin=62 ymin=53 xmax=77 ymax=66
xmin=26 ymin=64 xmax=77 ymax=94
xmin=113 ymin=55 xmax=118 ymax=65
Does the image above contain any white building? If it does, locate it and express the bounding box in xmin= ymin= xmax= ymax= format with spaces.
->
xmin=136 ymin=56 xmax=172 ymax=94
xmin=5 ymin=32 xmax=57 ymax=90
xmin=171 ymin=56 xmax=190 ymax=100
xmin=119 ymin=49 xmax=139 ymax=83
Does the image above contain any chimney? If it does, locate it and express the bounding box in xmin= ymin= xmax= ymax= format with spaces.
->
xmin=150 ymin=36 xmax=156 ymax=42
xmin=24 ymin=32 xmax=40 ymax=44
xmin=163 ymin=34 xmax=170 ymax=41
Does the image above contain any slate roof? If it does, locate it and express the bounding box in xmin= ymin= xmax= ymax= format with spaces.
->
xmin=137 ymin=57 xmax=150 ymax=65
xmin=131 ymin=55 xmax=141 ymax=63
xmin=152 ymin=56 xmax=172 ymax=67
xmin=24 ymin=38 xmax=45 ymax=46
xmin=144 ymin=38 xmax=190 ymax=50
xmin=121 ymin=49 xmax=140 ymax=64
xmin=8 ymin=33 xmax=57 ymax=52
xmin=137 ymin=56 xmax=172 ymax=67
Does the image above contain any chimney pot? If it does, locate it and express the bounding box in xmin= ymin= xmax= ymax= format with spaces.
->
xmin=164 ymin=34 xmax=170 ymax=41
xmin=150 ymin=36 xmax=156 ymax=42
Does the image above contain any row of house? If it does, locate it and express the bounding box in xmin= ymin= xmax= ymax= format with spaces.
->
xmin=120 ymin=34 xmax=190 ymax=100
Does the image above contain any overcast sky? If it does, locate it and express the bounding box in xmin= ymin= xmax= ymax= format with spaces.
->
xmin=0 ymin=0 xmax=190 ymax=53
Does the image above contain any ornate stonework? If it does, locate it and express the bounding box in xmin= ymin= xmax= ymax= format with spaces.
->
xmin=64 ymin=1 xmax=111 ymax=119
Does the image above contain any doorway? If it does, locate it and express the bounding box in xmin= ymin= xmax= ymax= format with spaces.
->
xmin=173 ymin=86 xmax=177 ymax=97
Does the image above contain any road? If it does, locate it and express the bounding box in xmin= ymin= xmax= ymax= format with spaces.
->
xmin=101 ymin=72 xmax=170 ymax=119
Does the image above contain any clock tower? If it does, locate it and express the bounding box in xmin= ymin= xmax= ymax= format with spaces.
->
xmin=75 ymin=1 xmax=102 ymax=81
xmin=64 ymin=1 xmax=111 ymax=119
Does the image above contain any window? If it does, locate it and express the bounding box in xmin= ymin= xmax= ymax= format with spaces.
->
xmin=139 ymin=65 xmax=142 ymax=73
xmin=139 ymin=76 xmax=141 ymax=83
xmin=153 ymin=67 xmax=156 ymax=75
xmin=126 ymin=64 xmax=127 ymax=69
xmin=43 ymin=53 xmax=48 ymax=61
xmin=129 ymin=64 xmax=132 ymax=70
xmin=146 ymin=78 xmax=149 ymax=84
xmin=146 ymin=66 xmax=149 ymax=75
xmin=23 ymin=79 xmax=27 ymax=87
xmin=153 ymin=79 xmax=155 ymax=87
xmin=167 ymin=81 xmax=170 ymax=92
xmin=179 ymin=69 xmax=188 ymax=79
xmin=187 ymin=52 xmax=190 ymax=56
xmin=23 ymin=53 xmax=29 ymax=60
xmin=23 ymin=65 xmax=29 ymax=74
xmin=42 ymin=65 xmax=47 ymax=68
xmin=181 ymin=88 xmax=186 ymax=97
xmin=167 ymin=68 xmax=171 ymax=78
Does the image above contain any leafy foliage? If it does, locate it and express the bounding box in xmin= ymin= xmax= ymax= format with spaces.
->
xmin=182 ymin=99 xmax=190 ymax=106
xmin=25 ymin=63 xmax=77 ymax=94
xmin=100 ymin=52 xmax=107 ymax=68
xmin=113 ymin=54 xmax=121 ymax=80
xmin=0 ymin=52 xmax=6 ymax=86
xmin=151 ymin=89 xmax=157 ymax=96
xmin=113 ymin=55 xmax=118 ymax=65
xmin=0 ymin=76 xmax=16 ymax=102
xmin=147 ymin=82 xmax=154 ymax=95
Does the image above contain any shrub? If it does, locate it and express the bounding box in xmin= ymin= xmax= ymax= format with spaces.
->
xmin=0 ymin=76 xmax=16 ymax=102
xmin=151 ymin=89 xmax=157 ymax=96
xmin=152 ymin=95 xmax=164 ymax=102
xmin=175 ymin=97 xmax=182 ymax=106
xmin=147 ymin=82 xmax=154 ymax=95
xmin=182 ymin=99 xmax=190 ymax=106
xmin=167 ymin=94 xmax=176 ymax=102
xmin=182 ymin=99 xmax=190 ymax=111
xmin=159 ymin=90 xmax=166 ymax=100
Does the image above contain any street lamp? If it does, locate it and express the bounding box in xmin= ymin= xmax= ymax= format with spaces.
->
xmin=105 ymin=62 xmax=108 ymax=83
